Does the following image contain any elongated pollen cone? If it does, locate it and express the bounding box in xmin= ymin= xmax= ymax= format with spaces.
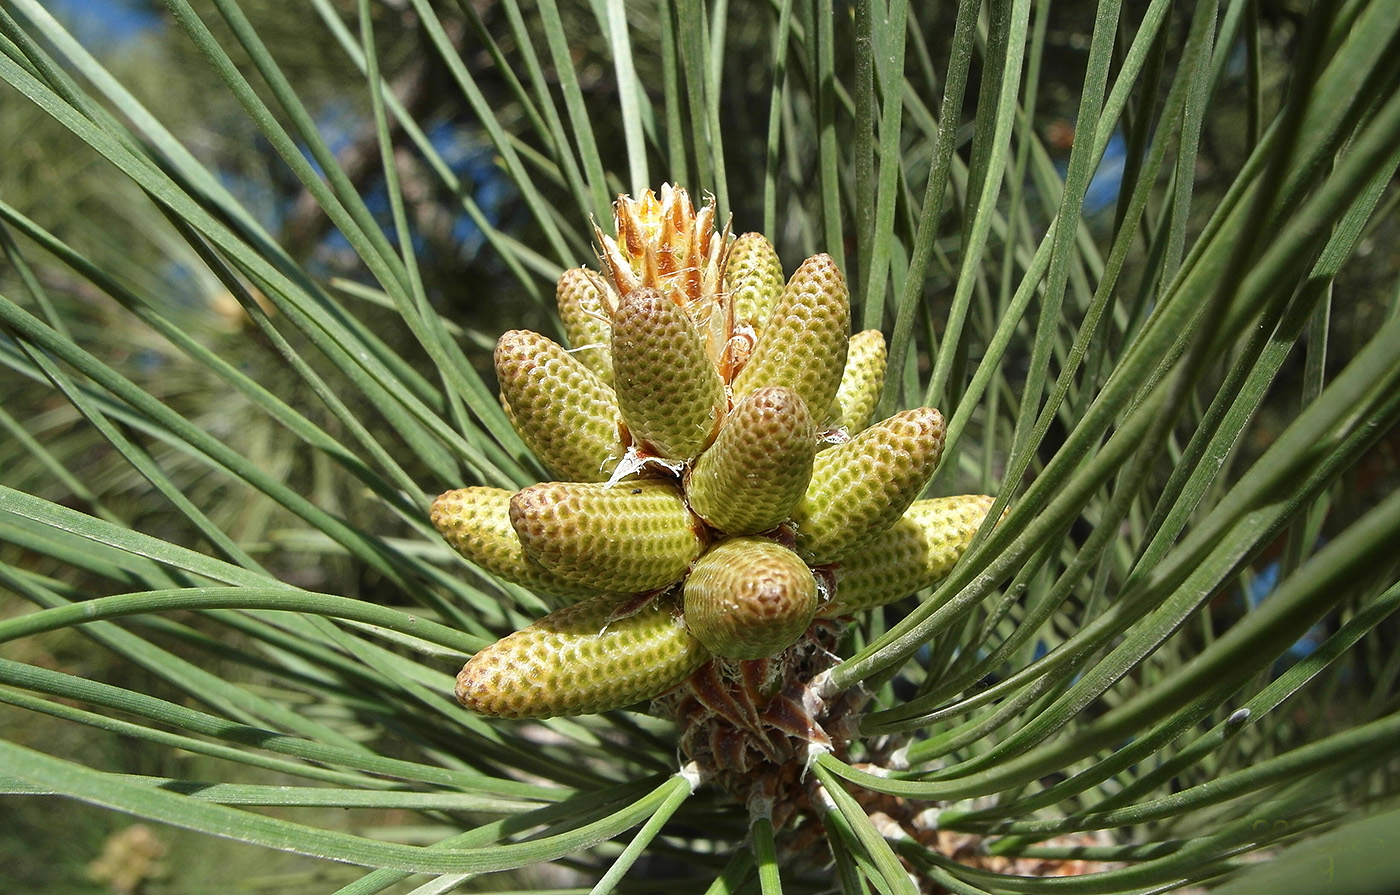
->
xmin=509 ymin=480 xmax=703 ymax=592
xmin=495 ymin=330 xmax=623 ymax=482
xmin=430 ymin=487 xmax=610 ymax=600
xmin=687 ymin=386 xmax=816 ymax=535
xmin=726 ymin=232 xmax=784 ymax=333
xmin=730 ymin=253 xmax=850 ymax=425
xmin=831 ymin=329 xmax=888 ymax=434
xmin=821 ymin=495 xmax=1000 ymax=616
xmin=794 ymin=407 xmax=946 ymax=564
xmin=611 ymin=286 xmax=726 ymax=460
xmin=556 ymin=268 xmax=615 ymax=385
xmin=683 ymin=538 xmax=818 ymax=659
xmin=457 ymin=593 xmax=710 ymax=718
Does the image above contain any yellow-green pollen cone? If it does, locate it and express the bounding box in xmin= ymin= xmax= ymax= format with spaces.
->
xmin=434 ymin=185 xmax=1001 ymax=720
xmin=555 ymin=267 xmax=615 ymax=385
xmin=686 ymin=386 xmax=816 ymax=535
xmin=430 ymin=487 xmax=610 ymax=600
xmin=831 ymin=329 xmax=888 ymax=433
xmin=729 ymin=252 xmax=850 ymax=427
xmin=727 ymin=232 xmax=783 ymax=333
xmin=494 ymin=329 xmax=623 ymax=483
xmin=683 ymin=537 xmax=818 ymax=659
xmin=509 ymin=480 xmax=703 ymax=593
xmin=821 ymin=495 xmax=1001 ymax=617
xmin=456 ymin=593 xmax=709 ymax=719
xmin=611 ymin=286 xmax=725 ymax=460
xmin=793 ymin=406 xmax=947 ymax=565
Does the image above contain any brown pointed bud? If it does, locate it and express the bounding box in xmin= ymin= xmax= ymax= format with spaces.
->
xmin=683 ymin=538 xmax=818 ymax=659
xmin=597 ymin=185 xmax=729 ymax=312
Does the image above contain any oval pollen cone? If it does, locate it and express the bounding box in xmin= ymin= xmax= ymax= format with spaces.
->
xmin=611 ymin=286 xmax=726 ymax=460
xmin=430 ymin=487 xmax=608 ymax=601
xmin=730 ymin=253 xmax=850 ymax=427
xmin=821 ymin=495 xmax=1001 ymax=616
xmin=686 ymin=386 xmax=816 ymax=535
xmin=683 ymin=538 xmax=818 ymax=659
xmin=556 ymin=268 xmax=615 ymax=385
xmin=509 ymin=480 xmax=703 ymax=592
xmin=726 ymin=232 xmax=784 ymax=334
xmin=457 ymin=593 xmax=710 ymax=718
xmin=831 ymin=329 xmax=888 ymax=435
xmin=495 ymin=330 xmax=623 ymax=483
xmin=793 ymin=407 xmax=946 ymax=565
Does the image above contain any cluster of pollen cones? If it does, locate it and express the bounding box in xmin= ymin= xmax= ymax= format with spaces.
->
xmin=431 ymin=186 xmax=1001 ymax=811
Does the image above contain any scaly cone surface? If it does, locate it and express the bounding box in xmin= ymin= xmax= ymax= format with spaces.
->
xmin=792 ymin=406 xmax=947 ymax=564
xmin=509 ymin=480 xmax=702 ymax=593
xmin=821 ymin=495 xmax=1002 ymax=616
xmin=831 ymin=329 xmax=888 ymax=433
xmin=494 ymin=329 xmax=623 ymax=482
xmin=430 ymin=487 xmax=611 ymax=600
xmin=683 ymin=537 xmax=819 ymax=659
xmin=686 ymin=386 xmax=816 ymax=535
xmin=433 ymin=185 xmax=1001 ymax=726
xmin=456 ymin=593 xmax=708 ymax=718
xmin=611 ymin=286 xmax=725 ymax=460
xmin=727 ymin=232 xmax=783 ymax=333
xmin=555 ymin=267 xmax=615 ymax=385
xmin=729 ymin=253 xmax=851 ymax=428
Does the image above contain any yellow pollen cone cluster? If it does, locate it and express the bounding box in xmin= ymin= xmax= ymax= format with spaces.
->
xmin=433 ymin=186 xmax=1001 ymax=719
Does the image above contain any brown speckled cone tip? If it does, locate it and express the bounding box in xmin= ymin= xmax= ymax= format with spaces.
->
xmin=686 ymin=386 xmax=816 ymax=535
xmin=683 ymin=538 xmax=818 ymax=659
xmin=431 ymin=185 xmax=1001 ymax=721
